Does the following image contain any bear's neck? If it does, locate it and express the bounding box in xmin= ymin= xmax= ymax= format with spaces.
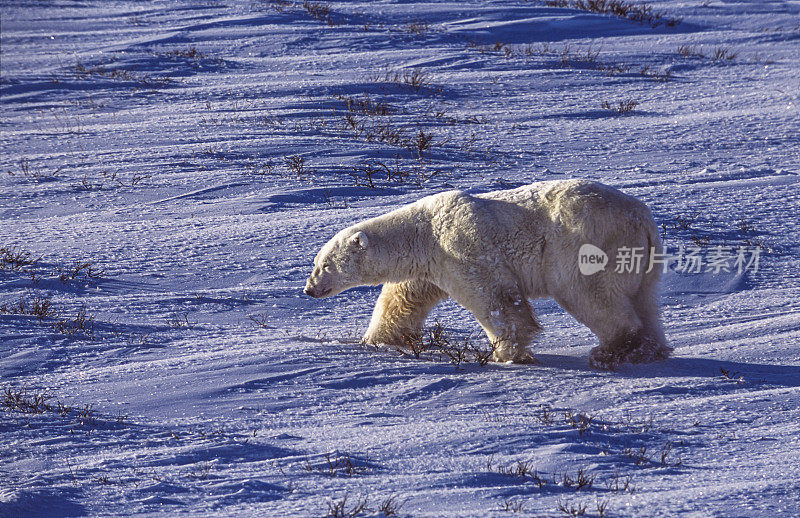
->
xmin=359 ymin=210 xmax=434 ymax=284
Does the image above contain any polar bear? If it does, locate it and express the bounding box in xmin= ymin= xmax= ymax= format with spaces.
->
xmin=304 ymin=179 xmax=670 ymax=369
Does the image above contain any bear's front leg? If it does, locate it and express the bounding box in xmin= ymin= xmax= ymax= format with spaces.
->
xmin=362 ymin=279 xmax=447 ymax=346
xmin=449 ymin=280 xmax=541 ymax=364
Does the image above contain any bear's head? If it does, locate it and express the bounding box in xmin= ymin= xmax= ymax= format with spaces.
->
xmin=304 ymin=229 xmax=371 ymax=298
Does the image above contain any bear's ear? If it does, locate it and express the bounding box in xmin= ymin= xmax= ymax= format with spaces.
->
xmin=350 ymin=231 xmax=368 ymax=250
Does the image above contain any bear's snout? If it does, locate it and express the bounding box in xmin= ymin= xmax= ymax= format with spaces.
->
xmin=304 ymin=281 xmax=331 ymax=298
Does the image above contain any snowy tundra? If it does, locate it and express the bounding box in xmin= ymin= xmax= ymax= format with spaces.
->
xmin=305 ymin=180 xmax=669 ymax=368
xmin=2 ymin=0 xmax=800 ymax=516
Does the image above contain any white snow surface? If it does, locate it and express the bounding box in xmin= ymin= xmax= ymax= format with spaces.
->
xmin=1 ymin=1 xmax=800 ymax=516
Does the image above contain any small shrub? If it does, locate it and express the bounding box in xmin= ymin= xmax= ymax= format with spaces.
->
xmin=6 ymin=157 xmax=54 ymax=180
xmin=486 ymin=456 xmax=548 ymax=487
xmin=400 ymin=332 xmax=428 ymax=359
xmin=677 ymin=45 xmax=704 ymax=58
xmin=248 ymin=313 xmax=271 ymax=329
xmin=718 ymin=367 xmax=745 ymax=383
xmin=412 ymin=130 xmax=434 ymax=158
xmin=601 ymin=99 xmax=639 ymax=115
xmin=340 ymin=94 xmax=394 ymax=116
xmin=596 ymin=61 xmax=631 ymax=76
xmin=558 ymin=468 xmax=593 ymax=491
xmin=738 ymin=219 xmax=756 ymax=234
xmin=564 ymin=409 xmax=593 ymax=435
xmin=556 ymin=499 xmax=587 ymax=516
xmin=500 ymin=498 xmax=526 ymax=512
xmin=325 ymin=494 xmax=370 ymax=518
xmin=302 ymin=1 xmax=338 ymax=26
xmin=619 ymin=412 xmax=655 ymax=433
xmin=712 ymin=46 xmax=737 ymax=62
xmin=622 ymin=445 xmax=650 ymax=465
xmin=305 ymin=451 xmax=370 ymax=477
xmin=369 ymin=68 xmax=432 ymax=92
xmin=597 ymin=499 xmax=610 ymax=517
xmin=58 ymin=261 xmax=103 ymax=283
xmin=639 ymin=65 xmax=671 ymax=81
xmin=265 ymin=0 xmax=292 ymax=12
xmin=574 ymin=467 xmax=595 ymax=491
xmin=52 ymin=306 xmax=95 ymax=339
xmin=303 ymin=1 xmax=330 ymax=18
xmin=2 ymin=388 xmax=101 ymax=434
xmin=534 ymin=403 xmax=555 ymax=424
xmin=2 ymin=387 xmax=52 ymax=413
xmin=0 ymin=246 xmax=39 ymax=271
xmin=351 ymin=160 xmax=411 ymax=188
xmin=673 ymin=211 xmax=701 ymax=230
xmin=404 ymin=20 xmax=431 ymax=36
xmin=161 ymin=46 xmax=205 ymax=62
xmin=377 ymin=495 xmax=405 ymax=516
xmin=659 ymin=441 xmax=674 ymax=465
xmin=70 ymin=61 xmax=172 ymax=88
xmin=0 ymin=294 xmax=56 ymax=321
xmin=130 ymin=172 xmax=151 ymax=186
xmin=166 ymin=312 xmax=192 ymax=329
xmin=662 ymin=441 xmax=683 ymax=466
xmin=285 ymin=154 xmax=307 ymax=177
xmin=73 ymin=403 xmax=96 ymax=428
xmin=398 ymin=322 xmax=496 ymax=366
xmin=542 ymin=0 xmax=681 ymax=27
xmin=677 ymin=45 xmax=736 ymax=62
xmin=187 ymin=462 xmax=213 ymax=480
xmin=370 ymin=122 xmax=406 ymax=146
xmin=605 ymin=468 xmax=635 ymax=493
xmin=246 ymin=161 xmax=277 ymax=177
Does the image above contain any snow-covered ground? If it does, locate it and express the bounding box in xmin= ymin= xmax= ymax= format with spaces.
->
xmin=2 ymin=1 xmax=799 ymax=516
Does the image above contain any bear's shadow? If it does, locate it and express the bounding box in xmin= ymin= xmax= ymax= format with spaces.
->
xmin=534 ymin=353 xmax=800 ymax=388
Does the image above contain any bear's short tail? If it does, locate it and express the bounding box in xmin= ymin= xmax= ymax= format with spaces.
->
xmin=635 ymin=215 xmax=668 ymax=348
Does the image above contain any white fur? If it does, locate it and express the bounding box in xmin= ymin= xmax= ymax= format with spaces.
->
xmin=304 ymin=179 xmax=670 ymax=369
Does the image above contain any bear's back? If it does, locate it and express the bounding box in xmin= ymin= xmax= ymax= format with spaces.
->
xmin=478 ymin=180 xmax=651 ymax=223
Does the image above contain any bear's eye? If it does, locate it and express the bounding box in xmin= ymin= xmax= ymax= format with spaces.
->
xmin=322 ymin=263 xmax=332 ymax=271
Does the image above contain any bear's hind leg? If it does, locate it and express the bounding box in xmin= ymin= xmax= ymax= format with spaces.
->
xmin=589 ymin=329 xmax=669 ymax=370
xmin=554 ymin=292 xmax=647 ymax=369
xmin=489 ymin=295 xmax=541 ymax=364
xmin=362 ymin=279 xmax=447 ymax=346
xmin=632 ymin=284 xmax=671 ymax=362
xmin=577 ymin=299 xmax=668 ymax=370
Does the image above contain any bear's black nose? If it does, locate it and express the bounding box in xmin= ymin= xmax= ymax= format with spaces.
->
xmin=304 ymin=286 xmax=313 ymax=296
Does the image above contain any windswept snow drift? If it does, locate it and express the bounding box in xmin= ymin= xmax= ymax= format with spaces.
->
xmin=1 ymin=1 xmax=799 ymax=516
